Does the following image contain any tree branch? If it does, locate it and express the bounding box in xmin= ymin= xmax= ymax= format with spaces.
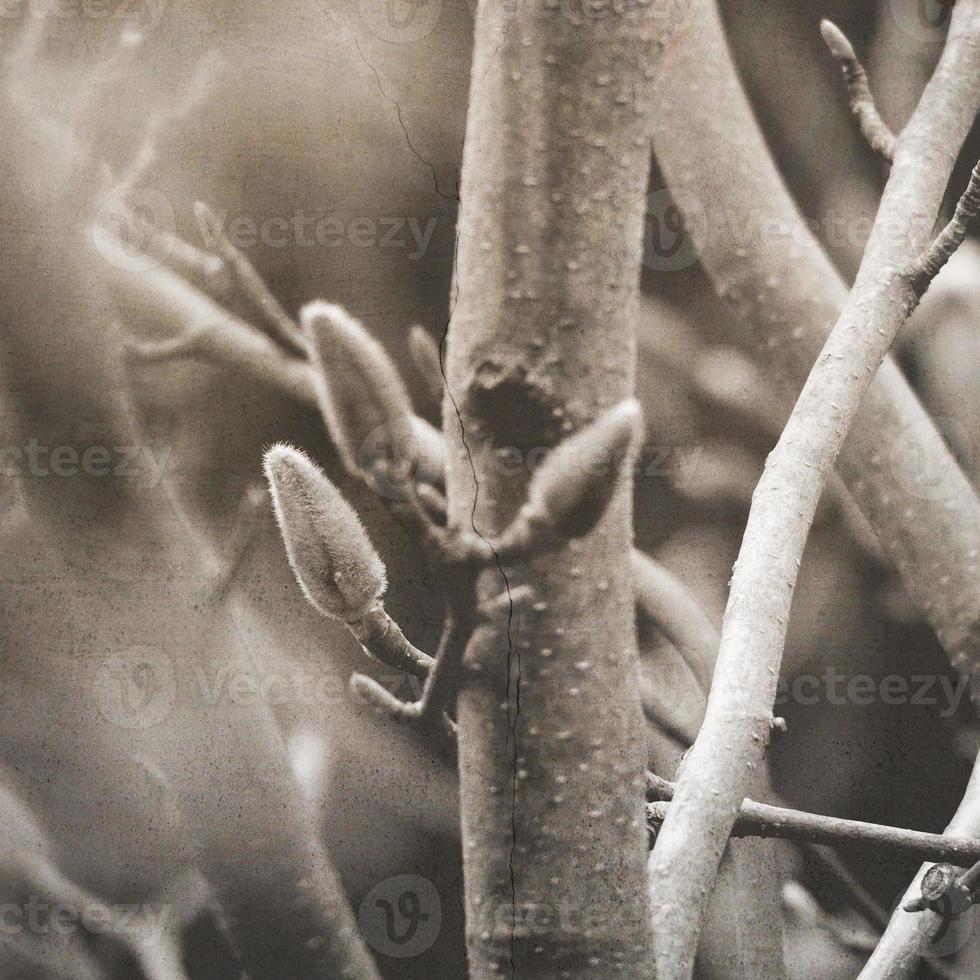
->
xmin=647 ymin=777 xmax=980 ymax=867
xmin=648 ymin=2 xmax=980 ymax=974
xmin=650 ymin=0 xmax=980 ymax=706
xmin=859 ymin=755 xmax=980 ymax=978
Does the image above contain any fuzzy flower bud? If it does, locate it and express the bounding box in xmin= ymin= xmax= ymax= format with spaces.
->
xmin=497 ymin=399 xmax=644 ymax=554
xmin=263 ymin=443 xmax=386 ymax=622
xmin=303 ymin=302 xmax=444 ymax=497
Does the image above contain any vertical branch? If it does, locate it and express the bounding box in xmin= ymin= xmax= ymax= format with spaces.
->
xmin=858 ymin=717 xmax=980 ymax=977
xmin=650 ymin=0 xmax=980 ymax=698
xmin=443 ymin=0 xmax=684 ymax=975
xmin=648 ymin=2 xmax=980 ymax=976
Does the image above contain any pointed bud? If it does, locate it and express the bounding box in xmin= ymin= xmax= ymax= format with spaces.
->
xmin=263 ymin=444 xmax=386 ymax=622
xmin=818 ymin=20 xmax=855 ymax=67
xmin=499 ymin=400 xmax=643 ymax=553
xmin=303 ymin=302 xmax=443 ymax=497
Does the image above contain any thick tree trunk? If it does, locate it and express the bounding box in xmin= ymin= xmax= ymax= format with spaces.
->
xmin=443 ymin=0 xmax=683 ymax=975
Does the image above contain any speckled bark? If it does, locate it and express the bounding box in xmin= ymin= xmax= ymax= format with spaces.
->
xmin=443 ymin=1 xmax=683 ymax=975
xmin=647 ymin=2 xmax=980 ymax=977
xmin=651 ymin=0 xmax=980 ymax=696
xmin=858 ymin=762 xmax=980 ymax=979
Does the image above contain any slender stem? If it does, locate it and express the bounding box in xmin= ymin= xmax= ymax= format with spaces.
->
xmin=821 ymin=19 xmax=898 ymax=162
xmin=194 ymin=200 xmax=307 ymax=357
xmin=801 ymin=842 xmax=891 ymax=933
xmin=349 ymin=601 xmax=435 ymax=679
xmin=632 ymin=550 xmax=716 ymax=696
xmin=647 ymin=795 xmax=980 ymax=867
xmin=104 ymin=248 xmax=316 ymax=406
xmin=648 ymin=4 xmax=980 ymax=975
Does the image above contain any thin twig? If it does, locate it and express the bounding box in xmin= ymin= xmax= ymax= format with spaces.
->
xmin=646 ymin=789 xmax=980 ymax=868
xmin=348 ymin=601 xmax=435 ymax=679
xmin=632 ymin=550 xmax=716 ymax=696
xmin=908 ymin=159 xmax=980 ymax=296
xmin=801 ymin=842 xmax=892 ymax=934
xmin=194 ymin=200 xmax=307 ymax=357
xmin=821 ymin=20 xmax=898 ymax=162
xmin=101 ymin=241 xmax=315 ymax=404
xmin=408 ymin=324 xmax=445 ymax=409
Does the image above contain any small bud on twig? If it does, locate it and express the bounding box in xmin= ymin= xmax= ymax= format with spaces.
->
xmin=303 ymin=303 xmax=440 ymax=495
xmin=263 ymin=444 xmax=386 ymax=622
xmin=820 ymin=19 xmax=897 ymax=163
xmin=495 ymin=399 xmax=644 ymax=557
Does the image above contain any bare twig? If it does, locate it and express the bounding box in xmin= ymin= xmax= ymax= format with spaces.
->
xmin=101 ymin=241 xmax=315 ymax=405
xmin=632 ymin=550 xmax=716 ymax=697
xmin=908 ymin=160 xmax=980 ymax=296
xmin=801 ymin=843 xmax=892 ymax=934
xmin=821 ymin=20 xmax=898 ymax=162
xmin=647 ymin=780 xmax=980 ymax=867
xmin=194 ymin=200 xmax=307 ymax=357
xmin=648 ymin=3 xmax=980 ymax=974
xmin=348 ymin=601 xmax=435 ymax=679
xmin=408 ymin=324 xmax=445 ymax=408
xmin=859 ymin=759 xmax=980 ymax=978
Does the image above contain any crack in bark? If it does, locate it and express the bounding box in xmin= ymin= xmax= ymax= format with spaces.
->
xmin=354 ymin=39 xmax=460 ymax=203
xmin=442 ymin=203 xmax=522 ymax=979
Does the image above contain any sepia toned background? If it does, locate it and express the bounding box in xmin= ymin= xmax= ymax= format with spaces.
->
xmin=0 ymin=1 xmax=978 ymax=977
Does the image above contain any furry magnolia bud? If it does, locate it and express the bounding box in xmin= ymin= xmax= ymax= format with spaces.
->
xmin=500 ymin=399 xmax=643 ymax=552
xmin=263 ymin=444 xmax=386 ymax=622
xmin=303 ymin=302 xmax=415 ymax=474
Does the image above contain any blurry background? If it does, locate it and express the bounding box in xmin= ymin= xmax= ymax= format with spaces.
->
xmin=0 ymin=1 xmax=978 ymax=977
